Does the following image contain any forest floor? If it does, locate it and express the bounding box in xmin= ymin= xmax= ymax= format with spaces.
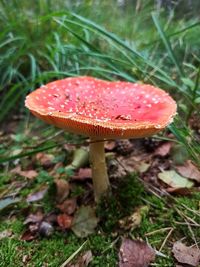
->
xmin=1 ymin=118 xmax=200 ymax=267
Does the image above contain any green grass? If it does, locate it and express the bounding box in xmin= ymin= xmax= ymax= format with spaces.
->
xmin=0 ymin=1 xmax=199 ymax=117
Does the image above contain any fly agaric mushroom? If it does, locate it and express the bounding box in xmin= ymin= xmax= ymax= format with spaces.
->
xmin=25 ymin=76 xmax=177 ymax=201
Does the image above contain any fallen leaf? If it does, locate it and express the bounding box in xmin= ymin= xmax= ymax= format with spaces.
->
xmin=119 ymin=206 xmax=149 ymax=230
xmin=57 ymin=214 xmax=73 ymax=230
xmin=36 ymin=152 xmax=54 ymax=168
xmin=24 ymin=211 xmax=44 ymax=224
xmin=72 ymin=206 xmax=99 ymax=237
xmin=57 ymin=198 xmax=77 ymax=215
xmin=72 ymin=168 xmax=92 ymax=180
xmin=119 ymin=156 xmax=150 ymax=174
xmin=118 ymin=239 xmax=156 ymax=267
xmin=11 ymin=166 xmax=38 ymax=180
xmin=29 ymin=223 xmax=39 ymax=233
xmin=26 ymin=186 xmax=48 ymax=202
xmin=136 ymin=161 xmax=151 ymax=173
xmin=172 ymin=241 xmax=200 ymax=267
xmin=21 ymin=230 xmax=37 ymax=241
xmin=0 ymin=230 xmax=13 ymax=240
xmin=80 ymin=250 xmax=93 ymax=267
xmin=69 ymin=250 xmax=93 ymax=267
xmin=0 ymin=197 xmax=20 ymax=212
xmin=158 ymin=170 xmax=194 ymax=188
xmin=166 ymin=187 xmax=194 ymax=195
xmin=55 ymin=179 xmax=70 ymax=203
xmin=176 ymin=160 xmax=200 ymax=183
xmin=154 ymin=142 xmax=172 ymax=157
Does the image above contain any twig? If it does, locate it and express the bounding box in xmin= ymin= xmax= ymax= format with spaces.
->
xmin=175 ymin=221 xmax=200 ymax=227
xmin=184 ymin=218 xmax=199 ymax=248
xmin=159 ymin=228 xmax=174 ymax=252
xmin=60 ymin=240 xmax=87 ymax=267
xmin=102 ymin=237 xmax=119 ymax=254
xmin=179 ymin=203 xmax=200 ymax=217
xmin=155 ymin=250 xmax=168 ymax=258
xmin=175 ymin=208 xmax=199 ymax=248
xmin=145 ymin=227 xmax=173 ymax=237
xmin=175 ymin=208 xmax=199 ymax=226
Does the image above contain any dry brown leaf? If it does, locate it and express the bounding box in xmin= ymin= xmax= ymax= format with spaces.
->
xmin=172 ymin=241 xmax=200 ymax=267
xmin=26 ymin=186 xmax=48 ymax=202
xmin=176 ymin=160 xmax=200 ymax=183
xmin=166 ymin=187 xmax=194 ymax=196
xmin=119 ymin=239 xmax=156 ymax=267
xmin=119 ymin=156 xmax=150 ymax=174
xmin=57 ymin=198 xmax=77 ymax=215
xmin=36 ymin=152 xmax=54 ymax=167
xmin=21 ymin=230 xmax=37 ymax=241
xmin=57 ymin=214 xmax=73 ymax=230
xmin=55 ymin=179 xmax=70 ymax=203
xmin=11 ymin=166 xmax=38 ymax=180
xmin=154 ymin=142 xmax=172 ymax=157
xmin=24 ymin=211 xmax=44 ymax=225
xmin=72 ymin=168 xmax=92 ymax=180
xmin=119 ymin=206 xmax=149 ymax=231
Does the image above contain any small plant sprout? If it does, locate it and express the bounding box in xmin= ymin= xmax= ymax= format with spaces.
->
xmin=25 ymin=76 xmax=177 ymax=201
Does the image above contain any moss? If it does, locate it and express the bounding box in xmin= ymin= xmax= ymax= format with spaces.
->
xmin=88 ymin=235 xmax=117 ymax=266
xmin=0 ymin=233 xmax=81 ymax=267
xmin=0 ymin=228 xmax=118 ymax=267
xmin=117 ymin=174 xmax=145 ymax=212
xmin=97 ymin=174 xmax=145 ymax=232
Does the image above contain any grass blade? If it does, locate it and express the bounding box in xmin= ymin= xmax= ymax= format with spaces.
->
xmin=152 ymin=12 xmax=184 ymax=77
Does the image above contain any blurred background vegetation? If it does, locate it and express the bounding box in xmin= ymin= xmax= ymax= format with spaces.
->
xmin=0 ymin=0 xmax=200 ymax=163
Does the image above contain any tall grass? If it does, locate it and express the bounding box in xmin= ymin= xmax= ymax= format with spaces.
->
xmin=0 ymin=0 xmax=200 ymax=164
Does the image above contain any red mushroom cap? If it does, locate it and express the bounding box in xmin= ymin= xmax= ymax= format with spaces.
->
xmin=25 ymin=76 xmax=177 ymax=139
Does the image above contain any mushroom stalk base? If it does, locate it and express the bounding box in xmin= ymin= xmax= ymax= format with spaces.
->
xmin=89 ymin=138 xmax=110 ymax=202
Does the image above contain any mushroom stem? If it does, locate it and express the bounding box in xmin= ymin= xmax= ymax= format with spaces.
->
xmin=89 ymin=138 xmax=110 ymax=202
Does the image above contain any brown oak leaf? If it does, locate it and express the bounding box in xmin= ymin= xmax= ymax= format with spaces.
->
xmin=119 ymin=239 xmax=155 ymax=267
xmin=172 ymin=241 xmax=200 ymax=267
